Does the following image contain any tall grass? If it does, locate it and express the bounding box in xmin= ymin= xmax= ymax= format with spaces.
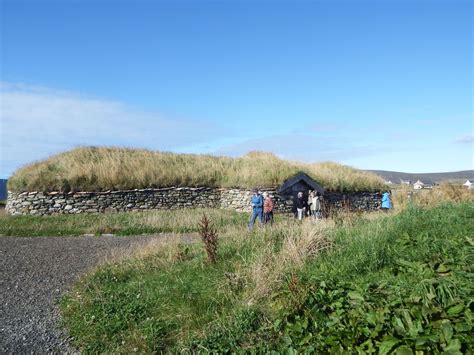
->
xmin=8 ymin=146 xmax=385 ymax=192
xmin=392 ymin=184 xmax=474 ymax=210
xmin=60 ymin=215 xmax=343 ymax=352
xmin=60 ymin=202 xmax=473 ymax=352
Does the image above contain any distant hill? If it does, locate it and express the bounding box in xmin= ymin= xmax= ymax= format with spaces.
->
xmin=0 ymin=179 xmax=7 ymax=200
xmin=366 ymin=170 xmax=474 ymax=185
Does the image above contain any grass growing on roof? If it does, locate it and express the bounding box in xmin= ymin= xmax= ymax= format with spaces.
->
xmin=60 ymin=202 xmax=473 ymax=352
xmin=8 ymin=146 xmax=385 ymax=192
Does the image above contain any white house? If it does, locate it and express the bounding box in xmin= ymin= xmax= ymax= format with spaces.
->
xmin=413 ymin=180 xmax=425 ymax=190
xmin=463 ymin=180 xmax=473 ymax=189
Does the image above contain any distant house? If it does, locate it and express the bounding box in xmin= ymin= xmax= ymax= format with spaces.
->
xmin=413 ymin=180 xmax=425 ymax=190
xmin=414 ymin=180 xmax=433 ymax=190
xmin=384 ymin=180 xmax=393 ymax=185
xmin=0 ymin=179 xmax=7 ymax=200
xmin=400 ymin=179 xmax=411 ymax=185
xmin=463 ymin=180 xmax=473 ymax=189
xmin=277 ymin=172 xmax=325 ymax=200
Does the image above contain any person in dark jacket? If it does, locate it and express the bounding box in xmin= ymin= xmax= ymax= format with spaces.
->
xmin=294 ymin=191 xmax=308 ymax=220
xmin=248 ymin=188 xmax=264 ymax=230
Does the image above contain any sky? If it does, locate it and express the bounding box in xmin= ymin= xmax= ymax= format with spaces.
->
xmin=0 ymin=0 xmax=472 ymax=179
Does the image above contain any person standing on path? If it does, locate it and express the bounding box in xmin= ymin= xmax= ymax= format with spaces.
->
xmin=262 ymin=192 xmax=274 ymax=225
xmin=249 ymin=188 xmax=264 ymax=230
xmin=294 ymin=191 xmax=307 ymax=220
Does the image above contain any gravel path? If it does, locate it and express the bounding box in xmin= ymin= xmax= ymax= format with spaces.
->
xmin=0 ymin=234 xmax=195 ymax=354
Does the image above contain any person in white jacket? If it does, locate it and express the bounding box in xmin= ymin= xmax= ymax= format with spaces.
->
xmin=309 ymin=191 xmax=322 ymax=219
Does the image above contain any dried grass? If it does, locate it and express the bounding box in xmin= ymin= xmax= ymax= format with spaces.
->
xmin=8 ymin=146 xmax=385 ymax=193
xmin=279 ymin=221 xmax=333 ymax=268
xmin=103 ymin=234 xmax=199 ymax=270
xmin=392 ymin=184 xmax=474 ymax=210
xmin=414 ymin=184 xmax=474 ymax=206
xmin=244 ymin=219 xmax=333 ymax=302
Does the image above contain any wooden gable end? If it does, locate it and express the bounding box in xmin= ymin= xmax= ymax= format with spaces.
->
xmin=277 ymin=172 xmax=325 ymax=196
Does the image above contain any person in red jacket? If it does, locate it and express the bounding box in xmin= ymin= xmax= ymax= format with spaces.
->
xmin=262 ymin=192 xmax=274 ymax=225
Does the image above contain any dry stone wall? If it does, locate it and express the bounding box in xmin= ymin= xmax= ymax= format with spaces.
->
xmin=6 ymin=187 xmax=380 ymax=216
xmin=324 ymin=192 xmax=381 ymax=211
xmin=6 ymin=187 xmax=289 ymax=216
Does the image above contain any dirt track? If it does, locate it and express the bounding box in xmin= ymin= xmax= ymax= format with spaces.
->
xmin=0 ymin=234 xmax=177 ymax=353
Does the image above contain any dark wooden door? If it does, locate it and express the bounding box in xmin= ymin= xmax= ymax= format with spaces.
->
xmin=291 ymin=180 xmax=311 ymax=201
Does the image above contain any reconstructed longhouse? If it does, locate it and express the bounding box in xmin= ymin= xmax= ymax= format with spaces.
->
xmin=6 ymin=147 xmax=386 ymax=215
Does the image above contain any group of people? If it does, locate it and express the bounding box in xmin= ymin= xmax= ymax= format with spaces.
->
xmin=293 ymin=190 xmax=323 ymax=220
xmin=249 ymin=188 xmax=395 ymax=229
xmin=249 ymin=189 xmax=274 ymax=230
xmin=248 ymin=189 xmax=323 ymax=230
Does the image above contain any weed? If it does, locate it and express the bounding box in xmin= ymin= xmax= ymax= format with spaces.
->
xmin=198 ymin=213 xmax=218 ymax=264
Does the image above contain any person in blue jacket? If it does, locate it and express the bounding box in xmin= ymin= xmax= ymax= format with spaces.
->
xmin=381 ymin=190 xmax=392 ymax=211
xmin=248 ymin=188 xmax=264 ymax=230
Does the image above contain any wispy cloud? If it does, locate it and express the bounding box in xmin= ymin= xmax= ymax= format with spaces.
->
xmin=3 ymin=81 xmax=465 ymax=178
xmin=0 ymin=82 xmax=224 ymax=177
xmin=454 ymin=134 xmax=474 ymax=144
xmin=213 ymin=134 xmax=381 ymax=163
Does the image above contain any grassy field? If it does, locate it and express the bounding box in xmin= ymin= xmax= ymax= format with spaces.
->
xmin=0 ymin=208 xmax=249 ymax=237
xmin=60 ymin=202 xmax=474 ymax=353
xmin=7 ymin=146 xmax=385 ymax=192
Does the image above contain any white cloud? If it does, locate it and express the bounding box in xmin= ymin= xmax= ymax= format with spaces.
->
xmin=0 ymin=82 xmax=223 ymax=177
xmin=455 ymin=134 xmax=474 ymax=144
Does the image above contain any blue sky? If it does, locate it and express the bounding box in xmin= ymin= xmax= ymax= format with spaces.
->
xmin=1 ymin=0 xmax=472 ymax=178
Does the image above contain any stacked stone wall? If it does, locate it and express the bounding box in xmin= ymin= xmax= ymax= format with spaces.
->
xmin=324 ymin=192 xmax=381 ymax=211
xmin=218 ymin=188 xmax=290 ymax=212
xmin=6 ymin=187 xmax=380 ymax=216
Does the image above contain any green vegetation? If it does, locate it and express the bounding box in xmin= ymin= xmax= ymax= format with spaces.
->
xmin=8 ymin=146 xmax=385 ymax=192
xmin=61 ymin=202 xmax=474 ymax=352
xmin=0 ymin=209 xmax=248 ymax=237
xmin=270 ymin=203 xmax=473 ymax=353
